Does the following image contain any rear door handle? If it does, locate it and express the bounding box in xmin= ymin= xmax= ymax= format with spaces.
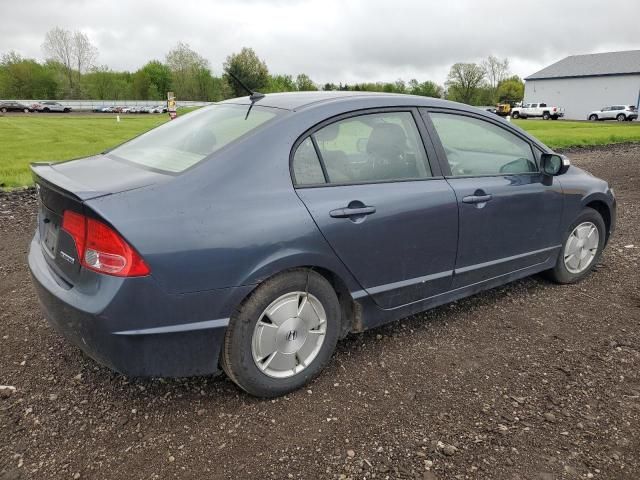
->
xmin=462 ymin=194 xmax=492 ymax=204
xmin=329 ymin=206 xmax=377 ymax=218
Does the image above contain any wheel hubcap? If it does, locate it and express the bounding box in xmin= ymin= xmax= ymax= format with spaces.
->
xmin=251 ymin=292 xmax=327 ymax=378
xmin=564 ymin=221 xmax=599 ymax=274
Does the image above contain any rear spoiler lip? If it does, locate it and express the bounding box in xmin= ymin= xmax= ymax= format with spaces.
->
xmin=31 ymin=162 xmax=110 ymax=202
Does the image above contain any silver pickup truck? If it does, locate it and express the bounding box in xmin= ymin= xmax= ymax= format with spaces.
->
xmin=511 ymin=102 xmax=564 ymax=120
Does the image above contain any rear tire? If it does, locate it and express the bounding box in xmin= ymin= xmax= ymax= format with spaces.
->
xmin=511 ymin=111 xmax=520 ymax=119
xmin=545 ymin=207 xmax=606 ymax=284
xmin=221 ymin=269 xmax=341 ymax=397
xmin=616 ymin=114 xmax=625 ymax=122
xmin=542 ymin=112 xmax=550 ymax=120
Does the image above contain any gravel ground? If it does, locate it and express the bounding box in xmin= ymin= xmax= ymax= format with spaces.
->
xmin=1 ymin=144 xmax=639 ymax=480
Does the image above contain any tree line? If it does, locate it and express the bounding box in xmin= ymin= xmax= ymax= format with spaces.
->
xmin=0 ymin=27 xmax=524 ymax=106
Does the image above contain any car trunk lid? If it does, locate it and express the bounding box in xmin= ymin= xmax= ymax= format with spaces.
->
xmin=32 ymin=156 xmax=167 ymax=285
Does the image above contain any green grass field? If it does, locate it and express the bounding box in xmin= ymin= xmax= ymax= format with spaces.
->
xmin=1 ymin=114 xmax=640 ymax=189
xmin=513 ymin=119 xmax=640 ymax=148
xmin=0 ymin=115 xmax=167 ymax=188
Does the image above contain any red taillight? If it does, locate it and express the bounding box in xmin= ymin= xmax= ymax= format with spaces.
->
xmin=62 ymin=211 xmax=150 ymax=277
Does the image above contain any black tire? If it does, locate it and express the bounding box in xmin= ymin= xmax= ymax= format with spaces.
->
xmin=616 ymin=114 xmax=625 ymax=122
xmin=43 ymin=107 xmax=50 ymax=112
xmin=545 ymin=207 xmax=606 ymax=284
xmin=63 ymin=108 xmax=70 ymax=113
xmin=221 ymin=269 xmax=341 ymax=397
xmin=551 ymin=115 xmax=559 ymax=120
xmin=0 ymin=108 xmax=6 ymax=113
xmin=511 ymin=111 xmax=520 ymax=119
xmin=542 ymin=112 xmax=550 ymax=120
xmin=589 ymin=114 xmax=598 ymax=121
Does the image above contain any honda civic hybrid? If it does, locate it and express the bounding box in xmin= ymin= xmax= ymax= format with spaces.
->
xmin=29 ymin=92 xmax=616 ymax=397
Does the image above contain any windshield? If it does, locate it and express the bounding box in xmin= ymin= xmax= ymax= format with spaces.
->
xmin=110 ymin=104 xmax=280 ymax=173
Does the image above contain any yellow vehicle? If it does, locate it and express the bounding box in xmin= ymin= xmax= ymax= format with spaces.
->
xmin=496 ymin=103 xmax=511 ymax=117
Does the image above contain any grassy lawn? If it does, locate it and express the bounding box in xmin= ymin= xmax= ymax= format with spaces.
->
xmin=1 ymin=113 xmax=640 ymax=189
xmin=513 ymin=119 xmax=640 ymax=149
xmin=0 ymin=114 xmax=168 ymax=188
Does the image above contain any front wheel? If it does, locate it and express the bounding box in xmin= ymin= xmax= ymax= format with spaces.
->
xmin=0 ymin=108 xmax=6 ymax=113
xmin=589 ymin=114 xmax=598 ymax=121
xmin=221 ymin=269 xmax=341 ymax=397
xmin=616 ymin=114 xmax=626 ymax=122
xmin=545 ymin=207 xmax=606 ymax=284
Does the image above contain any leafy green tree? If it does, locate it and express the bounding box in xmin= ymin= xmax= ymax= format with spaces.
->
xmin=322 ymin=82 xmax=338 ymax=91
xmin=445 ymin=63 xmax=485 ymax=105
xmin=223 ymin=47 xmax=269 ymax=97
xmin=497 ymin=75 xmax=524 ymax=103
xmin=131 ymin=70 xmax=151 ymax=99
xmin=0 ymin=52 xmax=58 ymax=98
xmin=166 ymin=42 xmax=210 ymax=100
xmin=140 ymin=60 xmax=172 ymax=98
xmin=266 ymin=74 xmax=296 ymax=93
xmin=295 ymin=73 xmax=317 ymax=91
xmin=408 ymin=79 xmax=443 ymax=98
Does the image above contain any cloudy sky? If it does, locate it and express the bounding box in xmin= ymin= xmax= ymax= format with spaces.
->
xmin=2 ymin=0 xmax=639 ymax=85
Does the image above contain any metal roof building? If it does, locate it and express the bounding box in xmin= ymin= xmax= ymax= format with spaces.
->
xmin=524 ymin=50 xmax=640 ymax=120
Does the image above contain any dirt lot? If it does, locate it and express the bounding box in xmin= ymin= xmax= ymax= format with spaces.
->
xmin=1 ymin=144 xmax=638 ymax=480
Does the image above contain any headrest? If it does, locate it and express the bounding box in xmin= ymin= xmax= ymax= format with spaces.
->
xmin=366 ymin=123 xmax=406 ymax=157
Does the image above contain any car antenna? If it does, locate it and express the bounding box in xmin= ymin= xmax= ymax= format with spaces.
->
xmin=227 ymin=71 xmax=265 ymax=102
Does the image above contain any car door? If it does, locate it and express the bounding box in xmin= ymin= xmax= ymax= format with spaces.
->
xmin=292 ymin=109 xmax=459 ymax=309
xmin=422 ymin=109 xmax=564 ymax=288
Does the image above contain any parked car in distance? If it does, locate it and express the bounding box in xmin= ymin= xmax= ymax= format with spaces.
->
xmin=588 ymin=105 xmax=637 ymax=122
xmin=33 ymin=101 xmax=71 ymax=113
xmin=29 ymin=92 xmax=616 ymax=397
xmin=150 ymin=105 xmax=167 ymax=113
xmin=511 ymin=102 xmax=564 ymax=120
xmin=0 ymin=101 xmax=33 ymax=113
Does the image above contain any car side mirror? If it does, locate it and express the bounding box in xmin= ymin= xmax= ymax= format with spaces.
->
xmin=541 ymin=153 xmax=570 ymax=176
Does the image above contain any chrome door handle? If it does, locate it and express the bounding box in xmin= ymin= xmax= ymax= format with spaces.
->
xmin=329 ymin=206 xmax=377 ymax=218
xmin=462 ymin=194 xmax=492 ymax=204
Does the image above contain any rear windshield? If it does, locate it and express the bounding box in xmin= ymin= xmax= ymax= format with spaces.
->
xmin=109 ymin=104 xmax=280 ymax=173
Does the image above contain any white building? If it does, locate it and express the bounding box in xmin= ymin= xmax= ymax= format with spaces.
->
xmin=524 ymin=50 xmax=640 ymax=120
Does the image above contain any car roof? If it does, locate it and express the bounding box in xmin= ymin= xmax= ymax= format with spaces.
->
xmin=220 ymin=91 xmax=465 ymax=112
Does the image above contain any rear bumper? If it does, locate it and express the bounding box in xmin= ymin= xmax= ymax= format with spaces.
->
xmin=28 ymin=234 xmax=254 ymax=377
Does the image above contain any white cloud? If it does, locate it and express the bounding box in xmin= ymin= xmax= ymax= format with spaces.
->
xmin=1 ymin=0 xmax=639 ymax=85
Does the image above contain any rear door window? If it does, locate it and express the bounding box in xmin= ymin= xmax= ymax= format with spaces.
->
xmin=297 ymin=111 xmax=432 ymax=185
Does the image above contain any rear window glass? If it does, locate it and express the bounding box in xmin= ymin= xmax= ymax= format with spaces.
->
xmin=110 ymin=104 xmax=280 ymax=173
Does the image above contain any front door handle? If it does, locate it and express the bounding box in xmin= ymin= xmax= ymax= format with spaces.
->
xmin=462 ymin=194 xmax=492 ymax=204
xmin=329 ymin=206 xmax=377 ymax=218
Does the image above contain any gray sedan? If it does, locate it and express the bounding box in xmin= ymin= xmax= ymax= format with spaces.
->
xmin=29 ymin=92 xmax=616 ymax=397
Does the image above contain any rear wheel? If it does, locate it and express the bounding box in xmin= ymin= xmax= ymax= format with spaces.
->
xmin=542 ymin=112 xmax=550 ymax=120
xmin=545 ymin=207 xmax=605 ymax=284
xmin=221 ymin=269 xmax=341 ymax=397
xmin=511 ymin=111 xmax=520 ymax=119
xmin=616 ymin=114 xmax=626 ymax=122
